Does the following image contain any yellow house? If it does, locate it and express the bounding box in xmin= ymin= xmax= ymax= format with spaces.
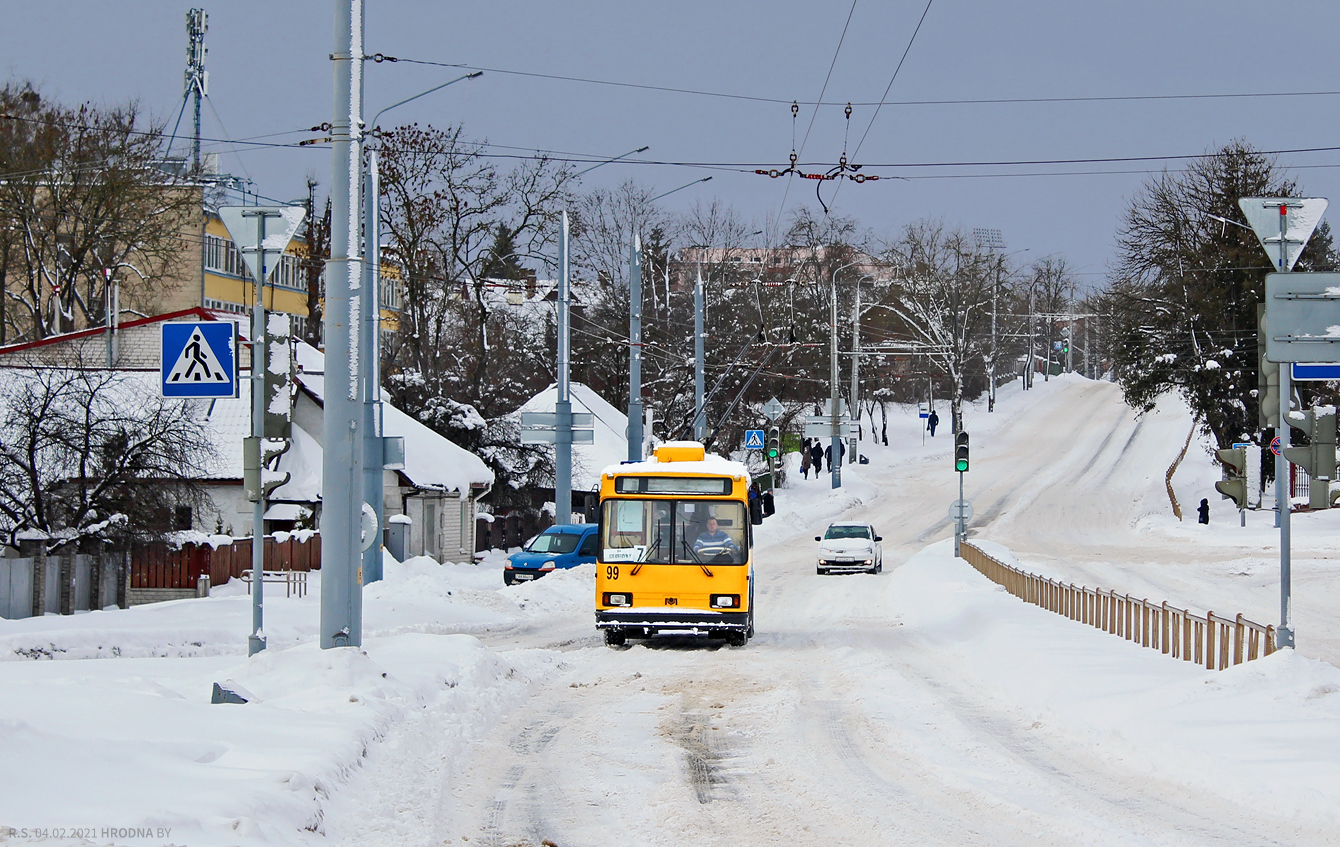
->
xmin=197 ymin=209 xmax=401 ymax=341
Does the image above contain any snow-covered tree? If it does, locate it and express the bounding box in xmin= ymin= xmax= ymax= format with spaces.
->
xmin=878 ymin=220 xmax=994 ymax=433
xmin=0 ymin=362 xmax=214 ymax=554
xmin=1104 ymin=140 xmax=1338 ymax=449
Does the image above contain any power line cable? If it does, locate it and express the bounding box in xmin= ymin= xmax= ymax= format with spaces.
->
xmin=778 ymin=0 xmax=860 ymax=222
xmin=380 ymin=56 xmax=1340 ymax=109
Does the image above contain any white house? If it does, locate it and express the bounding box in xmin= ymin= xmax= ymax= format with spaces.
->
xmin=0 ymin=309 xmax=494 ymax=563
xmin=517 ymin=382 xmax=628 ymax=520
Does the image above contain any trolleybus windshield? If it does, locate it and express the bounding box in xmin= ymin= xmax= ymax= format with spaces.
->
xmin=601 ymin=499 xmax=746 ymax=565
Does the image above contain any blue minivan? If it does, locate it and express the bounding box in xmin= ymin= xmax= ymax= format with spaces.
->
xmin=503 ymin=524 xmax=600 ymax=585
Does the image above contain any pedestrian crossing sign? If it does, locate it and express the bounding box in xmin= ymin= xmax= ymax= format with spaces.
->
xmin=161 ymin=321 xmax=239 ymax=398
xmin=745 ymin=429 xmax=765 ymax=450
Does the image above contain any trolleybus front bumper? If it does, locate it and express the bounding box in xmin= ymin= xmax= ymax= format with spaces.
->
xmin=597 ymin=609 xmax=750 ymax=633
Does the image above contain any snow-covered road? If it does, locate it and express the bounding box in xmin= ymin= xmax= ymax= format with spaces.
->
xmin=319 ymin=376 xmax=1340 ymax=846
xmin=5 ymin=375 xmax=1340 ymax=846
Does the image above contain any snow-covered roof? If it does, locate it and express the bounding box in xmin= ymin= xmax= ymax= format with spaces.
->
xmin=517 ymin=383 xmax=629 ymax=491
xmin=294 ymin=341 xmax=492 ymax=494
xmin=601 ymin=450 xmax=750 ymax=482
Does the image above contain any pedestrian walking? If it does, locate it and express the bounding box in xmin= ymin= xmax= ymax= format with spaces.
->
xmin=800 ymin=443 xmax=813 ymax=479
xmin=927 ymin=409 xmax=939 ymax=437
xmin=824 ymin=440 xmax=846 ymax=468
xmin=810 ymin=440 xmax=824 ymax=474
xmin=1197 ymin=498 xmax=1210 ymax=525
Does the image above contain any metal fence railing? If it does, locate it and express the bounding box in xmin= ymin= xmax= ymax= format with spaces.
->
xmin=959 ymin=542 xmax=1276 ymax=670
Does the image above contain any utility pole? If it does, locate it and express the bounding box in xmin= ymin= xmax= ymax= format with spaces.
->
xmin=831 ymin=267 xmax=841 ymax=488
xmin=360 ymin=151 xmax=384 ymax=583
xmin=627 ymin=233 xmax=643 ymax=462
xmin=850 ymin=277 xmax=860 ymax=447
xmin=694 ymin=259 xmax=705 ymax=441
xmin=555 ymin=212 xmax=573 ymax=521
xmin=321 ymin=0 xmax=364 ymax=650
xmin=831 ymin=261 xmax=860 ymax=487
xmin=974 ymin=228 xmax=1006 ymax=411
xmin=184 ymin=9 xmax=207 ymax=174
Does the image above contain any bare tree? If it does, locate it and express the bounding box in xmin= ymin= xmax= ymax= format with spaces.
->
xmin=0 ymin=361 xmax=215 ymax=554
xmin=0 ymin=82 xmax=201 ymax=341
xmin=376 ymin=122 xmax=574 ymax=416
xmin=879 ymin=220 xmax=993 ymax=432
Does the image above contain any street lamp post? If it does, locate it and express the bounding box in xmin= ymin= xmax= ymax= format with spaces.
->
xmin=368 ymin=72 xmax=482 ymax=131
xmin=627 ymin=177 xmax=712 ymax=461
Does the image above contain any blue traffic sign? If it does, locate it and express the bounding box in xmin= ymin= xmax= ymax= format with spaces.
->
xmin=1292 ymin=362 xmax=1340 ymax=381
xmin=161 ymin=322 xmax=238 ymax=398
xmin=744 ymin=429 xmax=765 ymax=450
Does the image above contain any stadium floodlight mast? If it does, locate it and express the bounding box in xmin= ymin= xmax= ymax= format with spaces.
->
xmin=628 ymin=176 xmax=712 ymax=461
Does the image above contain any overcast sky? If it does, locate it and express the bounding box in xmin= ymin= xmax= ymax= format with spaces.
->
xmin=6 ymin=1 xmax=1340 ymax=288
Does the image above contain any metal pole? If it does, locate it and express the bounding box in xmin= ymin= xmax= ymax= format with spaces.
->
xmin=694 ymin=259 xmax=705 ymax=441
xmin=955 ymin=470 xmax=964 ymax=557
xmin=1276 ymin=203 xmax=1295 ymax=650
xmin=321 ymin=0 xmax=364 ymax=649
xmin=829 ymin=272 xmax=840 ymax=487
xmin=850 ymin=278 xmax=860 ymax=449
xmin=990 ymin=257 xmax=999 ymax=411
xmin=248 ymin=211 xmax=271 ymax=656
xmin=361 ymin=151 xmax=384 ymax=582
xmin=627 ymin=233 xmax=643 ymax=461
xmin=555 ymin=212 xmax=573 ymax=522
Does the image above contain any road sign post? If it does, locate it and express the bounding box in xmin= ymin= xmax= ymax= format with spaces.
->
xmin=218 ymin=205 xmax=306 ymax=656
xmin=1245 ymin=197 xmax=1329 ymax=651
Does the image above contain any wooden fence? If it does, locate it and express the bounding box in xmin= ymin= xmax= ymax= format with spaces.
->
xmin=131 ymin=533 xmax=322 ymax=590
xmin=959 ymin=542 xmax=1276 ymax=670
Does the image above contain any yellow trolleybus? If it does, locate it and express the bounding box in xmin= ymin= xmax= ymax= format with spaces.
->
xmin=595 ymin=441 xmax=755 ymax=647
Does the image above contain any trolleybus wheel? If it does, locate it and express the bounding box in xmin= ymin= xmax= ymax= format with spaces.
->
xmin=604 ymin=629 xmax=626 ymax=647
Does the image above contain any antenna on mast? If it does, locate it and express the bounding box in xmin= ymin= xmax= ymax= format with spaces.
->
xmin=184 ymin=8 xmax=208 ymax=174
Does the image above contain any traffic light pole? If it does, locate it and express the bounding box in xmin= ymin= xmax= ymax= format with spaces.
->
xmin=955 ymin=469 xmax=964 ymax=557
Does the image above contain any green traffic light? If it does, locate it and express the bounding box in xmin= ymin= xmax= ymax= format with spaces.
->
xmin=955 ymin=457 xmax=968 ymax=472
xmin=768 ymin=448 xmax=779 ymax=459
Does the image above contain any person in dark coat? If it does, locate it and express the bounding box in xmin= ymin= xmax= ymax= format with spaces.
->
xmin=1197 ymin=498 xmax=1210 ymax=524
xmin=800 ymin=442 xmax=813 ymax=479
xmin=824 ymin=440 xmax=846 ymax=468
xmin=927 ymin=409 xmax=939 ymax=437
xmin=810 ymin=440 xmax=824 ymax=474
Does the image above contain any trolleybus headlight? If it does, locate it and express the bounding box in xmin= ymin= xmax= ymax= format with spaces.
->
xmin=603 ymin=592 xmax=632 ymax=607
xmin=711 ymin=594 xmax=740 ymax=608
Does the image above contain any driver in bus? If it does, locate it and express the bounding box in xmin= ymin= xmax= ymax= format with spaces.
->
xmin=693 ymin=516 xmax=739 ymax=554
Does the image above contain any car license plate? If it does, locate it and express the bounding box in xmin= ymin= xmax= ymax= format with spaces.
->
xmin=515 ymin=573 xmax=535 ymax=580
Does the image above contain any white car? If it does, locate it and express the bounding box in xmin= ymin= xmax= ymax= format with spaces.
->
xmin=815 ymin=522 xmax=883 ymax=575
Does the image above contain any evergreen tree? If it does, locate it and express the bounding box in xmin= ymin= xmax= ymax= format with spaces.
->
xmin=1105 ymin=140 xmax=1337 ymax=449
